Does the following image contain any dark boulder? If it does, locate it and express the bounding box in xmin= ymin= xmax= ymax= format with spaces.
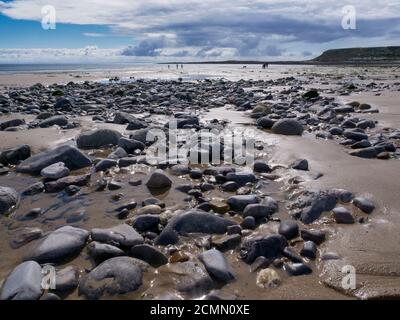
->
xmin=16 ymin=145 xmax=91 ymax=174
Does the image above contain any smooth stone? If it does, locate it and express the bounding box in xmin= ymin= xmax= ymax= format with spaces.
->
xmin=55 ymin=265 xmax=80 ymax=292
xmin=114 ymin=111 xmax=141 ymax=124
xmin=76 ymin=129 xmax=121 ymax=149
xmin=130 ymin=244 xmax=168 ymax=267
xmin=40 ymin=162 xmax=70 ymax=179
xmin=241 ymin=216 xmax=256 ymax=230
xmin=91 ymin=224 xmax=144 ymax=247
xmin=118 ymin=137 xmax=145 ymax=153
xmin=0 ymin=118 xmax=25 ymax=130
xmin=27 ymin=226 xmax=89 ymax=263
xmin=0 ymin=261 xmax=42 ymax=300
xmin=332 ymin=206 xmax=355 ymax=224
xmin=278 ymin=220 xmax=299 ymax=240
xmin=129 ymin=127 xmax=153 ymax=144
xmin=0 ymin=186 xmax=19 ymax=215
xmin=349 ymin=147 xmax=378 ymax=159
xmin=353 ymin=197 xmax=375 ymax=213
xmin=137 ymin=205 xmax=162 ymax=215
xmin=95 ymin=158 xmax=118 ymax=172
xmin=22 ymin=182 xmax=45 ymax=196
xmin=221 ymin=181 xmax=239 ymax=192
xmin=44 ymin=174 xmax=90 ymax=192
xmin=198 ymin=249 xmax=235 ymax=283
xmin=156 ymin=210 xmax=235 ymax=245
xmin=284 ymin=263 xmax=312 ymax=276
xmin=329 ymin=127 xmax=343 ymax=135
xmin=226 ymin=172 xmax=256 ymax=186
xmin=300 ymin=229 xmax=326 ymax=244
xmin=79 ymin=257 xmax=143 ymax=300
xmin=271 ymin=119 xmax=304 ymax=136
xmin=107 ymin=147 xmax=128 ymax=160
xmin=133 ymin=215 xmax=160 ymax=232
xmin=291 ymin=159 xmax=309 ymax=171
xmin=300 ymin=241 xmax=317 ymax=259
xmin=351 ymin=139 xmax=371 ymax=149
xmin=227 ymin=225 xmax=242 ymax=235
xmin=170 ymin=164 xmax=190 ymax=176
xmin=250 ymin=256 xmax=271 ymax=272
xmin=145 ymin=169 xmax=172 ymax=190
xmin=0 ymin=144 xmax=31 ymax=165
xmin=243 ymin=198 xmax=277 ymax=219
xmin=298 ymin=190 xmax=337 ymax=224
xmin=16 ymin=144 xmax=92 ymax=174
xmin=39 ymin=115 xmax=68 ymax=128
xmin=240 ymin=234 xmax=286 ymax=263
xmin=126 ymin=119 xmax=148 ymax=130
xmin=87 ymin=241 xmax=125 ymax=261
xmin=282 ymin=247 xmax=303 ymax=263
xmin=227 ymin=195 xmax=261 ymax=212
xmin=343 ymin=130 xmax=368 ymax=141
xmin=253 ymin=160 xmax=271 ymax=173
xmin=256 ymin=117 xmax=275 ymax=129
xmin=165 ymin=117 xmax=199 ymax=129
xmin=54 ymin=97 xmax=74 ymax=111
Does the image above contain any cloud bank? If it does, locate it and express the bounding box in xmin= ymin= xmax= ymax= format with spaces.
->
xmin=1 ymin=0 xmax=399 ymax=61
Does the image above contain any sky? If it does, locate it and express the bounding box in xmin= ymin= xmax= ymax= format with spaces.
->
xmin=0 ymin=0 xmax=399 ymax=63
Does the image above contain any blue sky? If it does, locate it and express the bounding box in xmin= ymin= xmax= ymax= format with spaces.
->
xmin=0 ymin=0 xmax=399 ymax=63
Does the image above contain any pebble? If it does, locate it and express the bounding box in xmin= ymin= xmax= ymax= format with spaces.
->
xmin=278 ymin=220 xmax=299 ymax=240
xmin=198 ymin=249 xmax=235 ymax=283
xmin=145 ymin=169 xmax=172 ymax=190
xmin=332 ymin=206 xmax=355 ymax=224
xmin=76 ymin=128 xmax=121 ymax=149
xmin=256 ymin=268 xmax=281 ymax=288
xmin=40 ymin=162 xmax=70 ymax=179
xmin=27 ymin=226 xmax=89 ymax=263
xmin=284 ymin=262 xmax=312 ymax=276
xmin=130 ymin=244 xmax=168 ymax=267
xmin=91 ymin=224 xmax=144 ymax=247
xmin=79 ymin=256 xmax=144 ymax=300
xmin=0 ymin=261 xmax=43 ymax=300
xmin=353 ymin=197 xmax=375 ymax=213
xmin=0 ymin=186 xmax=20 ymax=215
xmin=300 ymin=241 xmax=317 ymax=259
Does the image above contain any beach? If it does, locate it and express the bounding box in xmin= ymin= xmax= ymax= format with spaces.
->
xmin=0 ymin=63 xmax=399 ymax=300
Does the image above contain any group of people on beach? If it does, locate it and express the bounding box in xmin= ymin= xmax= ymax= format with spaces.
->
xmin=168 ymin=64 xmax=183 ymax=69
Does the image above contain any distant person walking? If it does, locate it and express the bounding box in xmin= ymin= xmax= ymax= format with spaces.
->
xmin=181 ymin=64 xmax=183 ymax=69
xmin=176 ymin=64 xmax=179 ymax=69
xmin=168 ymin=65 xmax=170 ymax=69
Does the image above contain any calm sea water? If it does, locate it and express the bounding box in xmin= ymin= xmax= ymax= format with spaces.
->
xmin=0 ymin=63 xmax=153 ymax=74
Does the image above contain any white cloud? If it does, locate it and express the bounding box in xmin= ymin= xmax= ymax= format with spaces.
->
xmin=83 ymin=32 xmax=107 ymax=37
xmin=0 ymin=47 xmax=125 ymax=63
